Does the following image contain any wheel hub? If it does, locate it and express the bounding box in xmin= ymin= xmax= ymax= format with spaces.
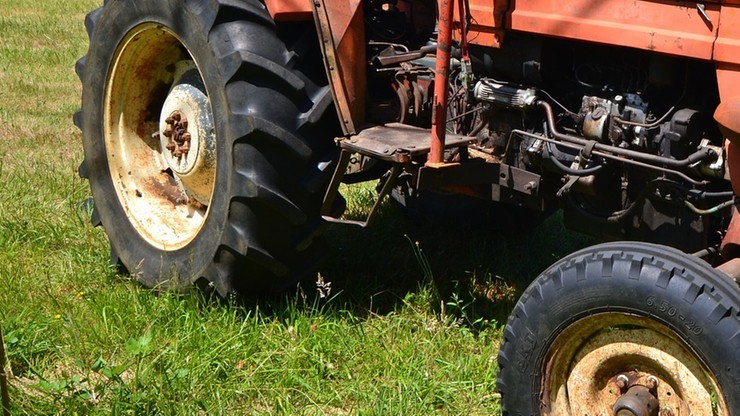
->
xmin=543 ymin=314 xmax=725 ymax=415
xmin=613 ymin=383 xmax=660 ymax=416
xmin=158 ymin=75 xmax=216 ymax=205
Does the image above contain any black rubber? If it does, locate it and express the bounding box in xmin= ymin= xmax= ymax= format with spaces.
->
xmin=497 ymin=241 xmax=740 ymax=415
xmin=75 ymin=0 xmax=340 ymax=295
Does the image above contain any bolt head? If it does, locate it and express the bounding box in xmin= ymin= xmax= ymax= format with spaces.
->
xmin=616 ymin=374 xmax=629 ymax=389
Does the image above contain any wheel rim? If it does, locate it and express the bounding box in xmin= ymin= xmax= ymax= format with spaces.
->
xmin=543 ymin=313 xmax=728 ymax=415
xmin=104 ymin=23 xmax=216 ymax=250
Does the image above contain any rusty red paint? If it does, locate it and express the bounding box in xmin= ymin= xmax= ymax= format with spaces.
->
xmin=428 ymin=0 xmax=455 ymax=166
xmin=263 ymin=0 xmax=313 ymax=21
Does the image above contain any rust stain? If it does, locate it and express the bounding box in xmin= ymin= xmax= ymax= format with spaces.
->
xmin=143 ymin=173 xmax=187 ymax=207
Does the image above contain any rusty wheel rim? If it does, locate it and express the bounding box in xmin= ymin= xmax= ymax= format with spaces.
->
xmin=103 ymin=23 xmax=216 ymax=250
xmin=542 ymin=313 xmax=728 ymax=415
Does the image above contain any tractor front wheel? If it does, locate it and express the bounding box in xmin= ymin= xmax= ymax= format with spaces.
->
xmin=498 ymin=242 xmax=739 ymax=415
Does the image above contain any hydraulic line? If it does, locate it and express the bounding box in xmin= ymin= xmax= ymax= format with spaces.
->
xmin=545 ymin=142 xmax=604 ymax=176
xmin=537 ymin=100 xmax=715 ymax=170
xmin=614 ymin=105 xmax=674 ymax=128
xmin=510 ymin=128 xmax=707 ymax=185
xmin=684 ymin=198 xmax=737 ymax=215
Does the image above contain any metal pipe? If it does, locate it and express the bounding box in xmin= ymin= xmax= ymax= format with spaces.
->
xmin=684 ymin=198 xmax=737 ymax=215
xmin=545 ymin=143 xmax=604 ymax=176
xmin=537 ymin=101 xmax=715 ymax=169
xmin=511 ymin=129 xmax=707 ymax=185
xmin=428 ymin=0 xmax=455 ymax=166
xmin=614 ymin=106 xmax=674 ymax=128
xmin=457 ymin=0 xmax=470 ymax=61
xmin=692 ymin=246 xmax=718 ymax=258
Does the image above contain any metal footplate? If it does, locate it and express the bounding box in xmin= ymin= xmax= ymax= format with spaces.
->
xmin=337 ymin=123 xmax=477 ymax=163
xmin=321 ymin=123 xmax=477 ymax=227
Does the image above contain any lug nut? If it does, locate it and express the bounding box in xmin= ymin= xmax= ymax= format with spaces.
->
xmin=646 ymin=375 xmax=659 ymax=390
xmin=163 ymin=111 xmax=192 ymax=160
xmin=616 ymin=374 xmax=629 ymax=389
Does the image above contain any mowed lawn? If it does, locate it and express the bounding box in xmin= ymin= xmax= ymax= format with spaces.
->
xmin=0 ymin=1 xmax=593 ymax=414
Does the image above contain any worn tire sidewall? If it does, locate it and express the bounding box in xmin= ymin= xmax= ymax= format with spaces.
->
xmin=500 ymin=242 xmax=740 ymax=414
xmin=81 ymin=0 xmax=234 ymax=286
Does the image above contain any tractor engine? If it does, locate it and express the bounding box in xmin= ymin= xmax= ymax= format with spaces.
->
xmin=366 ymin=20 xmax=730 ymax=252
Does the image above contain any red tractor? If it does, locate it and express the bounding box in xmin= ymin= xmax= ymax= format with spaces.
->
xmin=76 ymin=0 xmax=740 ymax=414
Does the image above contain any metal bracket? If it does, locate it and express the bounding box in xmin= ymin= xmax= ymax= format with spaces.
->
xmin=321 ymin=150 xmax=403 ymax=228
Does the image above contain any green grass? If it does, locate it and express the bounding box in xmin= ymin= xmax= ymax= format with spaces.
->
xmin=0 ymin=1 xmax=594 ymax=414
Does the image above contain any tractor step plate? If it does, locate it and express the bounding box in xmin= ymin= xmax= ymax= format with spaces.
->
xmin=339 ymin=123 xmax=477 ymax=163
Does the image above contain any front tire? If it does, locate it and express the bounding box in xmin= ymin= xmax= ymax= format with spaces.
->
xmin=497 ymin=242 xmax=740 ymax=415
xmin=75 ymin=0 xmax=339 ymax=295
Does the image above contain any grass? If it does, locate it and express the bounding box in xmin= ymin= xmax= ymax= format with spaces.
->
xmin=0 ymin=1 xmax=594 ymax=414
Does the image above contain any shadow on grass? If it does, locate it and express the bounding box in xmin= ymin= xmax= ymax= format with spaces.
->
xmin=282 ymin=194 xmax=598 ymax=328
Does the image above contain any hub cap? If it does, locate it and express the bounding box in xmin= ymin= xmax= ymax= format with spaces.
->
xmin=158 ymin=65 xmax=216 ymax=205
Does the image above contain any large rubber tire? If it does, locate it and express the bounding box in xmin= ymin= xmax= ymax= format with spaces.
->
xmin=75 ymin=0 xmax=340 ymax=295
xmin=497 ymin=242 xmax=740 ymax=415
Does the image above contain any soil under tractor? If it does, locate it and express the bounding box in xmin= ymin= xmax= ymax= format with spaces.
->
xmin=75 ymin=0 xmax=740 ymax=414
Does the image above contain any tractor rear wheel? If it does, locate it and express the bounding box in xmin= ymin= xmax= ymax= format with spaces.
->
xmin=497 ymin=242 xmax=739 ymax=415
xmin=75 ymin=0 xmax=339 ymax=295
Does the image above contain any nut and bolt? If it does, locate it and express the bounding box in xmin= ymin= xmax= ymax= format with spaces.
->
xmin=646 ymin=375 xmax=659 ymax=390
xmin=616 ymin=374 xmax=630 ymax=389
xmin=162 ymin=111 xmax=192 ymax=160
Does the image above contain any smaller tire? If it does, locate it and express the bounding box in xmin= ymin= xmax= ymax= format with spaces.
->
xmin=497 ymin=241 xmax=740 ymax=415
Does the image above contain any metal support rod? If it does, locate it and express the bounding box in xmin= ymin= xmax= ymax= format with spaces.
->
xmin=428 ymin=0 xmax=455 ymax=166
xmin=457 ymin=0 xmax=470 ymax=61
xmin=320 ymin=150 xmax=403 ymax=228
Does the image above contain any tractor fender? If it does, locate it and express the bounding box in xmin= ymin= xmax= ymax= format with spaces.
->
xmin=264 ymin=0 xmax=366 ymax=136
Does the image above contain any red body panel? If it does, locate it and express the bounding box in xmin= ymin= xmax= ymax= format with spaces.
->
xmin=716 ymin=4 xmax=740 ymax=100
xmin=506 ymin=0 xmax=719 ymax=60
xmin=263 ymin=0 xmax=313 ymax=21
